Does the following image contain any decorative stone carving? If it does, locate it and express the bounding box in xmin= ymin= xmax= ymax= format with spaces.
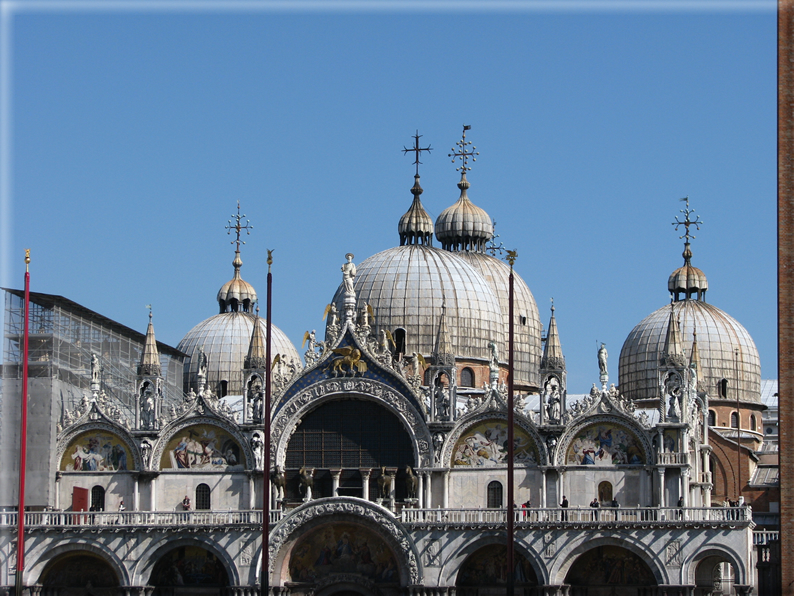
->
xmin=267 ymin=498 xmax=420 ymax=584
xmin=251 ymin=432 xmax=264 ymax=470
xmin=666 ymin=540 xmax=682 ymax=567
xmin=140 ymin=439 xmax=153 ymax=470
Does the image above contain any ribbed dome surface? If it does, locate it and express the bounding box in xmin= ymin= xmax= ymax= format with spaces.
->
xmin=619 ymin=300 xmax=760 ymax=403
xmin=328 ymin=245 xmax=504 ymax=361
xmin=455 ymin=251 xmax=542 ymax=389
xmin=435 ymin=175 xmax=494 ymax=251
xmin=668 ymin=242 xmax=708 ymax=300
xmin=178 ymin=313 xmax=300 ymax=395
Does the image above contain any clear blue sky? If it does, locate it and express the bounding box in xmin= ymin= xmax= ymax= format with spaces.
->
xmin=1 ymin=1 xmax=777 ymax=393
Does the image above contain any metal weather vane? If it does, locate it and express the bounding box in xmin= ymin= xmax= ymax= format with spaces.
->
xmin=226 ymin=201 xmax=253 ymax=251
xmin=449 ymin=124 xmax=479 ymax=173
xmin=403 ymin=130 xmax=432 ymax=176
xmin=672 ymin=196 xmax=703 ymax=242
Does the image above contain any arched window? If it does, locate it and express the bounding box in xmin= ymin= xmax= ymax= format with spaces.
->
xmin=196 ymin=484 xmax=211 ymax=510
xmin=731 ymin=412 xmax=739 ymax=429
xmin=91 ymin=486 xmax=105 ymax=511
xmin=460 ymin=367 xmax=475 ymax=388
xmin=487 ymin=481 xmax=503 ymax=508
xmin=750 ymin=414 xmax=757 ymax=432
xmin=393 ymin=328 xmax=407 ymax=359
xmin=219 ymin=380 xmax=228 ymax=398
xmin=598 ymin=481 xmax=612 ymax=504
xmin=708 ymin=410 xmax=716 ymax=426
xmin=719 ymin=379 xmax=728 ymax=399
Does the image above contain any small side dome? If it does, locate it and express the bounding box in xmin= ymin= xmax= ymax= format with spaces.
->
xmin=668 ymin=242 xmax=708 ymax=301
xmin=398 ymin=175 xmax=434 ymax=246
xmin=217 ymin=251 xmax=257 ymax=313
xmin=435 ymin=174 xmax=494 ymax=252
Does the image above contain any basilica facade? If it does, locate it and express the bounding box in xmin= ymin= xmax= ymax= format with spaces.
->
xmin=0 ymin=130 xmax=775 ymax=595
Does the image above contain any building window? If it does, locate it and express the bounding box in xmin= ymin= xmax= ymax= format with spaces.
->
xmin=460 ymin=367 xmax=474 ymax=388
xmin=487 ymin=481 xmax=503 ymax=508
xmin=719 ymin=379 xmax=728 ymax=399
xmin=750 ymin=414 xmax=757 ymax=432
xmin=708 ymin=410 xmax=716 ymax=426
xmin=219 ymin=380 xmax=228 ymax=398
xmin=90 ymin=486 xmax=105 ymax=511
xmin=731 ymin=412 xmax=739 ymax=429
xmin=196 ymin=484 xmax=211 ymax=510
xmin=394 ymin=328 xmax=406 ymax=359
xmin=598 ymin=481 xmax=612 ymax=504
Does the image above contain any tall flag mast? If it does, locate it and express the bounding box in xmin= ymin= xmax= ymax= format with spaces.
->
xmin=506 ymin=248 xmax=517 ymax=596
xmin=263 ymin=248 xmax=273 ymax=594
xmin=15 ymin=249 xmax=31 ymax=596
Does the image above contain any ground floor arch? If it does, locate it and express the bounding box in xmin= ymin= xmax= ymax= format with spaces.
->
xmin=564 ymin=544 xmax=657 ymax=596
xmin=39 ymin=550 xmax=120 ymax=596
xmin=454 ymin=543 xmax=539 ymax=596
xmin=686 ymin=547 xmax=749 ymax=596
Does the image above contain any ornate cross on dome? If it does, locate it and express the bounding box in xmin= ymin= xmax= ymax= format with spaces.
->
xmin=403 ymin=130 xmax=432 ymax=176
xmin=226 ymin=201 xmax=253 ymax=251
xmin=672 ymin=197 xmax=703 ymax=242
xmin=449 ymin=124 xmax=479 ymax=173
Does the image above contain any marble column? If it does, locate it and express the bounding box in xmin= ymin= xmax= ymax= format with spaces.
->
xmin=417 ymin=473 xmax=425 ymax=508
xmin=133 ymin=476 xmax=140 ymax=511
xmin=362 ymin=469 xmax=371 ymax=501
xmin=331 ymin=469 xmax=341 ymax=496
xmin=442 ymin=471 xmax=450 ymax=509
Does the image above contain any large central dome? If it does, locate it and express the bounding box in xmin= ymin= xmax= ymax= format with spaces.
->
xmin=328 ymin=244 xmax=504 ymax=362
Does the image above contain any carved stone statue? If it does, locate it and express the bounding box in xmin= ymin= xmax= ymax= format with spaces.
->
xmin=342 ymin=253 xmax=356 ymax=295
xmin=251 ymin=433 xmax=264 ymax=470
xmin=405 ymin=466 xmax=418 ymax=500
xmin=198 ymin=347 xmax=208 ymax=379
xmin=377 ymin=466 xmax=392 ymax=500
xmin=141 ymin=386 xmax=156 ymax=429
xmin=299 ymin=467 xmax=314 ymax=501
xmin=327 ymin=303 xmax=339 ymax=327
xmin=598 ymin=343 xmax=608 ymax=377
xmin=140 ymin=439 xmax=152 ymax=469
xmin=271 ymin=465 xmax=286 ymax=500
xmin=91 ymin=353 xmax=100 ymax=385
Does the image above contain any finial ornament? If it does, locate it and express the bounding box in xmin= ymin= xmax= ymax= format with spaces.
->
xmin=672 ymin=197 xmax=703 ymax=242
xmin=449 ymin=124 xmax=479 ymax=174
xmin=267 ymin=249 xmax=274 ymax=273
xmin=226 ymin=201 xmax=253 ymax=252
xmin=403 ymin=130 xmax=432 ymax=176
xmin=485 ymin=219 xmax=506 ymax=256
xmin=24 ymin=248 xmax=30 ymax=273
xmin=146 ymin=304 xmax=152 ymax=320
xmin=505 ymin=249 xmax=518 ymax=267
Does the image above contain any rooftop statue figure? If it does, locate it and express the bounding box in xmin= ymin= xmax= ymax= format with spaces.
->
xmin=598 ymin=343 xmax=608 ymax=377
xmin=342 ymin=253 xmax=356 ymax=295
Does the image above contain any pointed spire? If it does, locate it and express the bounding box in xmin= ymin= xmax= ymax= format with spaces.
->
xmin=139 ymin=308 xmax=161 ymax=376
xmin=689 ymin=327 xmax=702 ymax=382
xmin=660 ymin=303 xmax=687 ymax=368
xmin=433 ymin=302 xmax=454 ymax=366
xmin=541 ymin=302 xmax=565 ymax=371
xmin=245 ymin=307 xmax=268 ymax=370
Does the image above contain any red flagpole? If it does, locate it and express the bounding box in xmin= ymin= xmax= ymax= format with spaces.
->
xmin=506 ymin=250 xmax=516 ymax=596
xmin=16 ymin=250 xmax=31 ymax=596
xmin=262 ymin=250 xmax=273 ymax=596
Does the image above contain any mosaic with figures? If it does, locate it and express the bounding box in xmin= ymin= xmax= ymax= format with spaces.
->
xmin=565 ymin=423 xmax=644 ymax=466
xmin=452 ymin=421 xmax=538 ymax=466
xmin=160 ymin=425 xmax=243 ymax=470
xmin=60 ymin=431 xmax=132 ymax=472
xmin=289 ymin=523 xmax=399 ymax=584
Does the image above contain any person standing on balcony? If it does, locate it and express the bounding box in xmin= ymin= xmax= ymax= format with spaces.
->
xmin=560 ymin=496 xmax=568 ymax=521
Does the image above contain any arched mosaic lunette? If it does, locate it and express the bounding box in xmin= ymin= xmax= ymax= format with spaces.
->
xmin=151 ymin=415 xmax=254 ymax=471
xmin=556 ymin=414 xmax=652 ymax=467
xmin=56 ymin=421 xmax=141 ymax=472
xmin=268 ymin=497 xmax=421 ymax=585
xmin=441 ymin=412 xmax=546 ymax=467
xmin=272 ymin=377 xmax=433 ymax=469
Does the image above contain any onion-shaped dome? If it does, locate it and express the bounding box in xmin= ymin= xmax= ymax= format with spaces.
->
xmin=619 ymin=300 xmax=760 ymax=403
xmin=399 ymin=175 xmax=434 ymax=246
xmin=328 ymin=245 xmax=504 ymax=362
xmin=178 ymin=313 xmax=300 ymax=396
xmin=455 ymin=251 xmax=542 ymax=389
xmin=435 ymin=174 xmax=494 ymax=251
xmin=668 ymin=242 xmax=708 ymax=301
xmin=217 ymin=251 xmax=257 ymax=314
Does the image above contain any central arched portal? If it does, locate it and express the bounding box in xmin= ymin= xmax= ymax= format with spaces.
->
xmin=285 ymin=398 xmax=415 ymax=501
xmin=456 ymin=544 xmax=538 ymax=596
xmin=564 ymin=545 xmax=656 ymax=596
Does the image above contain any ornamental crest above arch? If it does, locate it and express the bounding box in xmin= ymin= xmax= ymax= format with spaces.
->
xmin=275 ymin=328 xmax=424 ymax=421
xmin=57 ymin=422 xmax=140 ymax=472
xmin=557 ymin=416 xmax=651 ymax=467
xmin=269 ymin=497 xmax=421 ymax=585
xmin=443 ymin=414 xmax=545 ymax=467
xmin=152 ymin=417 xmax=252 ymax=472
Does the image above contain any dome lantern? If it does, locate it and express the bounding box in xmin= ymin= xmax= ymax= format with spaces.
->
xmin=668 ymin=198 xmax=708 ymax=301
